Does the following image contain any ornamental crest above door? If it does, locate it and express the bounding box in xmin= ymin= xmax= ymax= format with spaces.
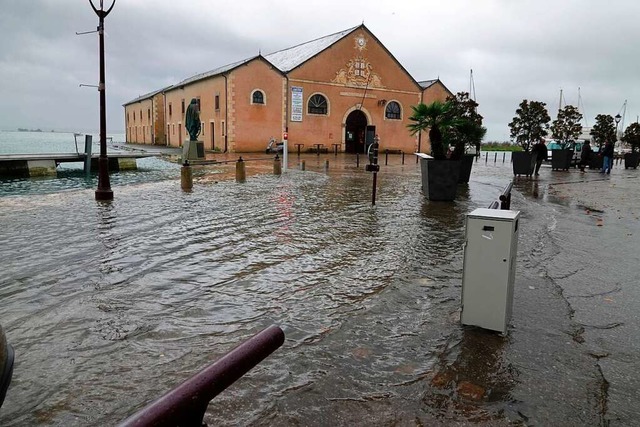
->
xmin=332 ymin=56 xmax=384 ymax=88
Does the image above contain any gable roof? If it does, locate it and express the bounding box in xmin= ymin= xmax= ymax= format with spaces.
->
xmin=264 ymin=25 xmax=359 ymax=73
xmin=123 ymin=86 xmax=171 ymax=107
xmin=419 ymin=78 xmax=454 ymax=97
xmin=418 ymin=79 xmax=438 ymax=89
xmin=126 ymin=24 xmax=438 ymax=103
xmin=173 ymin=57 xmax=258 ymax=88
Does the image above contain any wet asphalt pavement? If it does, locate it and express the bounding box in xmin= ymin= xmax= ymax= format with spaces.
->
xmin=482 ymin=162 xmax=640 ymax=426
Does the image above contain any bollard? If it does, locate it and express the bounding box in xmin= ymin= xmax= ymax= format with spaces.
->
xmin=503 ymin=152 xmax=506 ymax=163
xmin=325 ymin=159 xmax=329 ymax=171
xmin=236 ymin=157 xmax=246 ymax=183
xmin=181 ymin=161 xmax=193 ymax=191
xmin=356 ymin=152 xmax=360 ymax=167
xmin=494 ymin=152 xmax=498 ymax=162
xmin=300 ymin=160 xmax=306 ymax=171
xmin=485 ymin=152 xmax=488 ymax=163
xmin=273 ymin=155 xmax=282 ymax=175
xmin=385 ymin=149 xmax=389 ymax=166
xmin=402 ymin=151 xmax=405 ymax=165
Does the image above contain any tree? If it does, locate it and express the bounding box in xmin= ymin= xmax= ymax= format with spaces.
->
xmin=621 ymin=122 xmax=640 ymax=153
xmin=551 ymin=105 xmax=583 ymax=148
xmin=590 ymin=114 xmax=616 ymax=150
xmin=443 ymin=92 xmax=487 ymax=160
xmin=508 ymin=100 xmax=550 ymax=152
xmin=408 ymin=100 xmax=464 ymax=160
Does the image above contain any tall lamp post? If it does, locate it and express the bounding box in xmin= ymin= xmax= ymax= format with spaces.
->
xmin=615 ymin=113 xmax=622 ymax=153
xmin=90 ymin=0 xmax=116 ymax=201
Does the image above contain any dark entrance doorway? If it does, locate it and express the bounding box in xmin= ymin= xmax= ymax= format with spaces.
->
xmin=345 ymin=110 xmax=368 ymax=153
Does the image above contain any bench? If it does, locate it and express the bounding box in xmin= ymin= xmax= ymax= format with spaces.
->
xmin=383 ymin=148 xmax=405 ymax=165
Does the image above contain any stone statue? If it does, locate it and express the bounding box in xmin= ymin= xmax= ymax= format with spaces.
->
xmin=185 ymin=98 xmax=201 ymax=141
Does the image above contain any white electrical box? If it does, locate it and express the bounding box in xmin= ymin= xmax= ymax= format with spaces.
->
xmin=461 ymin=208 xmax=520 ymax=334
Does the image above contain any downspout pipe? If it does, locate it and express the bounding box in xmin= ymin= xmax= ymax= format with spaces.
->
xmin=224 ymin=73 xmax=228 ymax=153
xmin=163 ymin=90 xmax=168 ymax=146
xmin=285 ymin=75 xmax=289 ymax=136
xmin=417 ymin=89 xmax=423 ymax=153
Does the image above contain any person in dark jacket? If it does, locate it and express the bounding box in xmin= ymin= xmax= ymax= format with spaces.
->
xmin=601 ymin=140 xmax=614 ymax=174
xmin=579 ymin=140 xmax=592 ymax=172
xmin=531 ymin=139 xmax=548 ymax=176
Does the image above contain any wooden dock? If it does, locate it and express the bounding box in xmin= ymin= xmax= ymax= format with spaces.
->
xmin=0 ymin=152 xmax=160 ymax=178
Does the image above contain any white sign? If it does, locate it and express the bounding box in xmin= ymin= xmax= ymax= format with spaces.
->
xmin=291 ymin=86 xmax=303 ymax=122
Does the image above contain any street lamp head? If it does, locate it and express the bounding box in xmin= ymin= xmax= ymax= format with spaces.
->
xmin=615 ymin=114 xmax=621 ymax=124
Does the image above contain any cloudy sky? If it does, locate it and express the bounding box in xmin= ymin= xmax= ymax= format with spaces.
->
xmin=1 ymin=0 xmax=638 ymax=141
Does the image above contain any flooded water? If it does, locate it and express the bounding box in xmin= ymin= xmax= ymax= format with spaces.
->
xmin=1 ymin=152 xmax=638 ymax=425
xmin=0 ymin=131 xmax=183 ymax=198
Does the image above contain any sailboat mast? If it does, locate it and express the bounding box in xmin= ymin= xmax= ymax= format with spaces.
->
xmin=469 ymin=69 xmax=476 ymax=101
xmin=620 ymin=100 xmax=627 ymax=134
xmin=578 ymin=87 xmax=588 ymax=127
xmin=558 ymin=88 xmax=563 ymax=113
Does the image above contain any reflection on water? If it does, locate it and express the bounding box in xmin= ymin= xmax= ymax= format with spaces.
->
xmin=424 ymin=328 xmax=517 ymax=422
xmin=0 ymin=161 xmax=513 ymax=425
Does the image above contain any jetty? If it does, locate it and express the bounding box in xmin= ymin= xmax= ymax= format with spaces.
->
xmin=0 ymin=152 xmax=159 ymax=178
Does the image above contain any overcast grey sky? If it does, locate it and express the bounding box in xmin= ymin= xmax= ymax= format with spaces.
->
xmin=1 ymin=0 xmax=638 ymax=140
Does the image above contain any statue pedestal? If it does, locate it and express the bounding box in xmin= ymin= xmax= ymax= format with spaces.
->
xmin=183 ymin=140 xmax=205 ymax=161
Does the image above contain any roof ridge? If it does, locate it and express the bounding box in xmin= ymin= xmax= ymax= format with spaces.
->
xmin=264 ymin=24 xmax=360 ymax=57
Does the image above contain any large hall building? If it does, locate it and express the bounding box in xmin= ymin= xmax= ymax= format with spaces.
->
xmin=123 ymin=24 xmax=452 ymax=154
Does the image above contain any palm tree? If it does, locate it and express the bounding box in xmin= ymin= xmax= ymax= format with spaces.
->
xmin=408 ymin=101 xmax=460 ymax=160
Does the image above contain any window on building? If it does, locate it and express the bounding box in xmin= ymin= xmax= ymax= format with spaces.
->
xmin=308 ymin=94 xmax=328 ymax=115
xmin=181 ymin=99 xmax=185 ymax=114
xmin=354 ymin=59 xmax=366 ymax=77
xmin=196 ymin=97 xmax=201 ymax=111
xmin=140 ymin=110 xmax=143 ymax=121
xmin=385 ymin=101 xmax=402 ymax=120
xmin=169 ymin=103 xmax=172 ymax=117
xmin=221 ymin=121 xmax=226 ymax=136
xmin=215 ymin=95 xmax=220 ymax=111
xmin=127 ymin=112 xmax=129 ymax=123
xmin=148 ymin=108 xmax=151 ymax=120
xmin=252 ymin=90 xmax=264 ymax=104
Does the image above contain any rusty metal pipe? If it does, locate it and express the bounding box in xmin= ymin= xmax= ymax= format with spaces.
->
xmin=119 ymin=325 xmax=285 ymax=427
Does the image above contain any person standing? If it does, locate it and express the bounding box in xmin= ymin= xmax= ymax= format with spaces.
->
xmin=531 ymin=139 xmax=548 ymax=176
xmin=579 ymin=140 xmax=592 ymax=172
xmin=601 ymin=140 xmax=614 ymax=174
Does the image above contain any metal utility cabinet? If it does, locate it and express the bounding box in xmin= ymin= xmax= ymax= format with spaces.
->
xmin=461 ymin=208 xmax=520 ymax=334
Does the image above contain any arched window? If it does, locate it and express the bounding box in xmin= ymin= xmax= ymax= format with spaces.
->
xmin=385 ymin=101 xmax=401 ymax=120
xmin=308 ymin=94 xmax=328 ymax=115
xmin=252 ymin=90 xmax=264 ymax=104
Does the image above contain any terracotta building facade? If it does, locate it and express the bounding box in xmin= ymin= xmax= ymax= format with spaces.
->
xmin=123 ymin=25 xmax=452 ymax=154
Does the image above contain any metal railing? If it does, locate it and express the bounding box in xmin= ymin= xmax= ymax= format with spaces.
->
xmin=119 ymin=325 xmax=285 ymax=427
xmin=488 ymin=181 xmax=513 ymax=210
xmin=0 ymin=324 xmax=14 ymax=410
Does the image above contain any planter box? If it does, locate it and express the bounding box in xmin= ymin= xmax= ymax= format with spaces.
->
xmin=551 ymin=149 xmax=574 ymax=171
xmin=589 ymin=155 xmax=603 ymax=170
xmin=512 ymin=151 xmax=533 ymax=176
xmin=624 ymin=152 xmax=640 ymax=169
xmin=419 ymin=157 xmax=460 ymax=201
xmin=458 ymin=153 xmax=476 ymax=184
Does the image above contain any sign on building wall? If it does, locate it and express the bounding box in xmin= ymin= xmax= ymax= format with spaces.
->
xmin=291 ymin=86 xmax=303 ymax=122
